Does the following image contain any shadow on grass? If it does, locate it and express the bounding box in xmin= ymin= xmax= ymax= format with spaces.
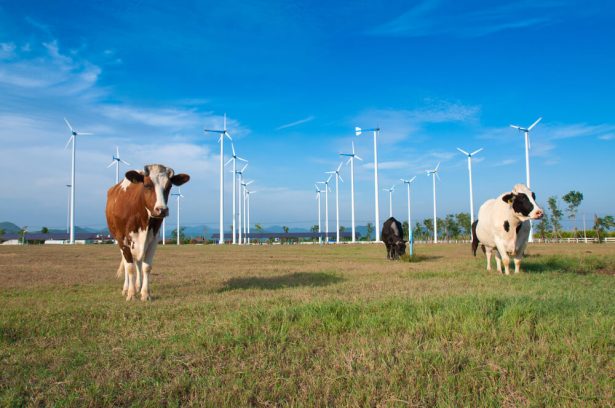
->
xmin=219 ymin=272 xmax=345 ymax=292
xmin=522 ymin=255 xmax=612 ymax=275
xmin=399 ymin=254 xmax=443 ymax=263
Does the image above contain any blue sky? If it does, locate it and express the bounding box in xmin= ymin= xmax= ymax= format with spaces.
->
xmin=1 ymin=0 xmax=614 ymax=231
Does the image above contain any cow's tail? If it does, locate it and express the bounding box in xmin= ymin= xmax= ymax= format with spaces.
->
xmin=116 ymin=258 xmax=124 ymax=278
xmin=471 ymin=220 xmax=479 ymax=256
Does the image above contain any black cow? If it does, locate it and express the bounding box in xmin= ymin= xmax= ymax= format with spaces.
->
xmin=381 ymin=217 xmax=406 ymax=260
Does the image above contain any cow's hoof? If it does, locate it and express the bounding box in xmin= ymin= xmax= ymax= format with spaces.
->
xmin=122 ymin=289 xmax=127 ymax=296
xmin=140 ymin=293 xmax=151 ymax=301
xmin=126 ymin=291 xmax=136 ymax=301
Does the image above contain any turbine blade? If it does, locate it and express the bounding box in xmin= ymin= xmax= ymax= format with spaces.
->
xmin=120 ymin=159 xmax=130 ymax=166
xmin=355 ymin=155 xmax=362 ymax=161
xmin=528 ymin=117 xmax=542 ymax=131
xmin=63 ymin=118 xmax=74 ymax=132
xmin=471 ymin=147 xmax=483 ymax=156
xmin=510 ymin=124 xmax=521 ymax=130
xmin=224 ymin=157 xmax=234 ymax=166
xmin=410 ymin=176 xmax=416 ymax=183
xmin=456 ymin=147 xmax=469 ymax=156
xmin=225 ymin=132 xmax=232 ymax=142
xmin=435 ymin=162 xmax=440 ymax=171
xmin=231 ymin=143 xmax=236 ymax=156
xmin=246 ymin=180 xmax=254 ymax=185
xmin=352 ymin=141 xmax=356 ymax=154
xmin=436 ymin=172 xmax=441 ymax=181
xmin=241 ymin=163 xmax=248 ymax=172
xmin=64 ymin=135 xmax=73 ymax=150
xmin=77 ymin=132 xmax=93 ymax=135
xmin=237 ymin=156 xmax=248 ymax=162
xmin=338 ymin=175 xmax=344 ymax=183
xmin=336 ymin=162 xmax=343 ymax=172
xmin=116 ymin=146 xmax=120 ymax=157
xmin=325 ymin=171 xmax=335 ymax=174
xmin=354 ymin=126 xmax=362 ymax=136
xmin=327 ymin=174 xmax=332 ymax=183
xmin=107 ymin=161 xmax=116 ymax=168
xmin=346 ymin=157 xmax=352 ymax=165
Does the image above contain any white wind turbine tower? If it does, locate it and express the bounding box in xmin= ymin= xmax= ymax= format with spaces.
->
xmin=225 ymin=143 xmax=247 ymax=244
xmin=355 ymin=126 xmax=381 ymax=241
xmin=326 ymin=162 xmax=344 ymax=244
xmin=65 ymin=184 xmax=71 ymax=234
xmin=235 ymin=163 xmax=248 ymax=245
xmin=426 ymin=163 xmax=440 ymax=243
xmin=339 ymin=141 xmax=362 ymax=243
xmin=241 ymin=179 xmax=253 ymax=244
xmin=383 ymin=185 xmax=395 ymax=218
xmin=204 ymin=113 xmax=232 ymax=244
xmin=316 ymin=175 xmax=332 ymax=244
xmin=315 ymin=184 xmax=323 ymax=244
xmin=107 ymin=146 xmax=130 ymax=184
xmin=246 ymin=189 xmax=256 ymax=244
xmin=63 ymin=118 xmax=93 ymax=244
xmin=171 ymin=188 xmax=184 ymax=245
xmin=510 ymin=117 xmax=542 ymax=243
xmin=400 ymin=176 xmax=417 ymax=236
xmin=456 ymin=147 xmax=483 ymax=238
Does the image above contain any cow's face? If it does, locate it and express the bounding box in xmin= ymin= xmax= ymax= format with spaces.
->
xmin=394 ymin=239 xmax=406 ymax=258
xmin=502 ymin=184 xmax=543 ymax=221
xmin=125 ymin=164 xmax=190 ymax=218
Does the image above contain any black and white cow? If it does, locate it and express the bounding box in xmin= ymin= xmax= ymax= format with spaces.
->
xmin=382 ymin=217 xmax=406 ymax=260
xmin=472 ymin=184 xmax=543 ymax=275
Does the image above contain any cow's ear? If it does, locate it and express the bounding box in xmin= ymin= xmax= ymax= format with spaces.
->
xmin=171 ymin=173 xmax=190 ymax=186
xmin=125 ymin=170 xmax=144 ymax=184
xmin=531 ymin=192 xmax=536 ymax=200
xmin=502 ymin=193 xmax=515 ymax=204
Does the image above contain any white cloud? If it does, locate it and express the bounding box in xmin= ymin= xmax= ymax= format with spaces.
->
xmin=276 ymin=115 xmax=315 ymax=130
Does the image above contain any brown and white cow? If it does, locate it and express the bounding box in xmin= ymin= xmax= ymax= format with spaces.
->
xmin=106 ymin=164 xmax=190 ymax=300
xmin=472 ymin=184 xmax=543 ymax=275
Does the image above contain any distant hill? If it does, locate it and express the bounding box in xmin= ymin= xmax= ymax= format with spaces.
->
xmin=0 ymin=222 xmax=21 ymax=233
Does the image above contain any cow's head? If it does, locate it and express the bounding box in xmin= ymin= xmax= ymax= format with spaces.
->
xmin=391 ymin=238 xmax=407 ymax=259
xmin=125 ymin=164 xmax=190 ymax=218
xmin=502 ymin=184 xmax=543 ymax=221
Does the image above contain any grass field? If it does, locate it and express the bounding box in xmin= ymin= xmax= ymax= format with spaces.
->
xmin=1 ymin=242 xmax=614 ymax=407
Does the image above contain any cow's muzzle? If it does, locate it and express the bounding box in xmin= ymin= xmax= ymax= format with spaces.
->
xmin=152 ymin=207 xmax=169 ymax=218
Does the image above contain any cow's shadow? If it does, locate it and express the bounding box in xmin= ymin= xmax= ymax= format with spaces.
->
xmin=219 ymin=272 xmax=344 ymax=292
xmin=400 ymin=254 xmax=443 ymax=263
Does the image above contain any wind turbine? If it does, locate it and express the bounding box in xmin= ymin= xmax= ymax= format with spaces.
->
xmin=235 ymin=163 xmax=248 ymax=245
xmin=457 ymin=147 xmax=483 ymax=238
xmin=171 ymin=188 xmax=184 ymax=245
xmin=316 ymin=175 xmax=332 ymax=244
xmin=510 ymin=117 xmax=541 ymax=242
xmin=326 ymin=162 xmax=344 ymax=243
xmin=65 ymin=184 xmax=71 ymax=234
xmin=63 ymin=118 xmax=93 ymax=244
xmin=355 ymin=126 xmax=381 ymax=241
xmin=107 ymin=146 xmax=131 ymax=184
xmin=400 ymin=176 xmax=417 ymax=238
xmin=162 ymin=218 xmax=166 ymax=245
xmin=225 ymin=143 xmax=247 ymax=244
xmin=204 ymin=113 xmax=232 ymax=244
xmin=241 ymin=179 xmax=253 ymax=244
xmin=426 ymin=162 xmax=440 ymax=243
xmin=383 ymin=185 xmax=395 ymax=218
xmin=315 ymin=184 xmax=323 ymax=244
xmin=246 ymin=189 xmax=256 ymax=244
xmin=340 ymin=141 xmax=362 ymax=243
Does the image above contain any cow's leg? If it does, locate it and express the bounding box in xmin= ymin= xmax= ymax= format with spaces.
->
xmin=140 ymin=241 xmax=158 ymax=301
xmin=485 ymin=246 xmax=493 ymax=271
xmin=494 ymin=250 xmax=503 ymax=274
xmin=135 ymin=261 xmax=142 ymax=292
xmin=120 ymin=247 xmax=136 ymax=299
xmin=513 ymin=238 xmax=528 ymax=274
xmin=494 ymin=242 xmax=511 ymax=275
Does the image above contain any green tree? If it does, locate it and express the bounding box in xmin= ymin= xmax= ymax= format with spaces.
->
xmin=366 ymin=223 xmax=374 ymax=240
xmin=444 ymin=214 xmax=460 ymax=240
xmin=41 ymin=226 xmax=49 ymax=234
xmin=255 ymin=223 xmax=263 ymax=232
xmin=282 ymin=226 xmax=289 ymax=233
xmin=594 ymin=215 xmax=615 ymax=242
xmin=0 ymin=228 xmax=6 ymax=236
xmin=402 ymin=220 xmax=409 ymax=240
xmin=535 ymin=213 xmax=552 ymax=240
xmin=455 ymin=213 xmax=471 ymax=238
xmin=171 ymin=227 xmax=186 ymax=243
xmin=423 ymin=219 xmax=434 ymax=240
xmin=413 ymin=222 xmax=424 ymax=240
xmin=547 ymin=196 xmax=563 ymax=238
xmin=562 ymin=191 xmax=583 ymax=237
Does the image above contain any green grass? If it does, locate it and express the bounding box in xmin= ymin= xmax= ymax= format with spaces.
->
xmin=0 ymin=243 xmax=614 ymax=406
